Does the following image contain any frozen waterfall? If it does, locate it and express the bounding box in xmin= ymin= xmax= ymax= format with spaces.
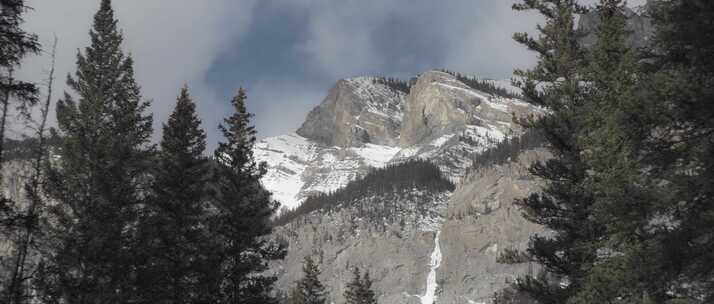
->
xmin=420 ymin=231 xmax=442 ymax=304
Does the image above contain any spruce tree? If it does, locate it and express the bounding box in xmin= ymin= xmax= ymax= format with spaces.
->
xmin=211 ymin=88 xmax=285 ymax=304
xmin=344 ymin=267 xmax=362 ymax=304
xmin=360 ymin=272 xmax=377 ymax=304
xmin=511 ymin=1 xmax=604 ymax=303
xmin=38 ymin=0 xmax=153 ymax=302
xmin=513 ymin=1 xmax=712 ymax=302
xmin=642 ymin=1 xmax=714 ymax=301
xmin=0 ymin=0 xmax=40 ymax=169
xmin=288 ymin=286 xmax=305 ymax=304
xmin=0 ymin=2 xmax=40 ymax=297
xmin=345 ymin=268 xmax=377 ymax=304
xmin=570 ymin=1 xmax=663 ymax=302
xmin=4 ymin=38 xmax=57 ymax=304
xmin=135 ymin=86 xmax=212 ymax=304
xmin=295 ymin=256 xmax=327 ymax=304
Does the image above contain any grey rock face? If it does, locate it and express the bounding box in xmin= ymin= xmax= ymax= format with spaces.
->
xmin=271 ymin=190 xmax=451 ymax=304
xmin=269 ymin=149 xmax=549 ymax=304
xmin=296 ymin=77 xmax=405 ymax=148
xmin=438 ymin=150 xmax=548 ymax=304
xmin=395 ymin=70 xmax=542 ymax=180
xmin=260 ymin=70 xmax=548 ymax=302
xmin=260 ymin=71 xmax=542 ymax=208
xmin=579 ymin=5 xmax=654 ymax=49
xmin=400 ymin=71 xmax=536 ymax=148
xmin=0 ymin=160 xmax=33 ymax=283
xmin=400 ymin=71 xmax=483 ymax=147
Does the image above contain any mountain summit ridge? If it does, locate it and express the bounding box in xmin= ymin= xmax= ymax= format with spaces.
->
xmin=254 ymin=69 xmax=542 ymax=211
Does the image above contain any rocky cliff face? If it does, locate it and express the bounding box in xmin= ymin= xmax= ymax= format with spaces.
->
xmin=579 ymin=3 xmax=654 ymax=49
xmin=255 ymin=70 xmax=542 ymax=210
xmin=0 ymin=160 xmax=34 ymax=282
xmin=269 ymin=149 xmax=548 ymax=304
xmin=271 ymin=189 xmax=451 ymax=304
xmin=394 ymin=71 xmax=539 ymax=179
xmin=0 ymin=68 xmax=547 ymax=303
xmin=296 ymin=77 xmax=405 ymax=148
xmin=259 ymin=69 xmax=549 ymax=303
xmin=438 ymin=150 xmax=547 ymax=303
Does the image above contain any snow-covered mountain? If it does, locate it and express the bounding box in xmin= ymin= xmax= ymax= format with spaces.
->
xmin=269 ymin=149 xmax=548 ymax=304
xmin=258 ymin=70 xmax=547 ymax=304
xmin=254 ymin=70 xmax=542 ymax=211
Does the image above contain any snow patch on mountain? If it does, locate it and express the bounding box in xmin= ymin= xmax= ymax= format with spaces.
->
xmin=256 ymin=71 xmax=543 ymax=210
xmin=254 ymin=134 xmax=317 ymax=209
xmin=255 ymin=133 xmax=402 ymax=210
xmin=345 ymin=77 xmax=405 ymax=122
xmin=350 ymin=144 xmax=401 ymax=168
xmin=436 ymin=82 xmax=490 ymax=102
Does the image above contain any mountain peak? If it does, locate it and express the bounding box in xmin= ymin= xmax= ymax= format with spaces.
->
xmin=296 ymin=76 xmax=406 ymax=148
xmin=258 ymin=69 xmax=542 ymax=209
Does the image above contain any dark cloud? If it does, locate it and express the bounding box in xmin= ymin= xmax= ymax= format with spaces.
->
xmin=19 ymin=0 xmax=647 ymax=148
xmin=19 ymin=0 xmax=256 ymax=149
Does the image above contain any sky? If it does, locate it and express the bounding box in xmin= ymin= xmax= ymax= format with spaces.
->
xmin=17 ymin=0 xmax=646 ymax=150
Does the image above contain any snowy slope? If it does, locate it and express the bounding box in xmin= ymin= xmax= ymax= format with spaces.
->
xmin=254 ymin=133 xmax=401 ymax=210
xmin=254 ymin=71 xmax=542 ymax=211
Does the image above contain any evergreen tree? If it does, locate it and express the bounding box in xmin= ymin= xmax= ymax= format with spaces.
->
xmin=570 ymin=1 xmax=662 ymax=302
xmin=0 ymin=0 xmax=40 ymax=169
xmin=273 ymin=159 xmax=453 ymax=227
xmin=360 ymin=272 xmax=377 ymax=304
xmin=511 ymin=1 xmax=604 ymax=303
xmin=287 ymin=286 xmax=305 ymax=304
xmin=135 ymin=86 xmax=213 ymax=304
xmin=0 ymin=2 xmax=41 ymax=298
xmin=3 ymin=38 xmax=57 ymax=304
xmin=210 ymin=88 xmax=286 ymax=304
xmin=344 ymin=267 xmax=362 ymax=304
xmin=295 ymin=256 xmax=327 ymax=304
xmin=38 ymin=0 xmax=154 ymax=302
xmin=512 ymin=1 xmax=712 ymax=303
xmin=640 ymin=0 xmax=714 ymax=301
xmin=344 ymin=267 xmax=377 ymax=304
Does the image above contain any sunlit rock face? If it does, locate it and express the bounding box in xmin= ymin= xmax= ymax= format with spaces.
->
xmin=268 ymin=150 xmax=549 ymax=304
xmin=296 ymin=77 xmax=405 ymax=148
xmin=256 ymin=70 xmax=542 ymax=210
xmin=259 ymin=69 xmax=550 ymax=303
xmin=400 ymin=70 xmax=485 ymax=148
xmin=400 ymin=70 xmax=535 ymax=148
xmin=438 ymin=150 xmax=548 ymax=304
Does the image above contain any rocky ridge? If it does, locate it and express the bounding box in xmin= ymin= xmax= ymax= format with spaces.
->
xmin=255 ymin=70 xmax=542 ymax=210
xmin=578 ymin=3 xmax=654 ymax=49
xmin=259 ymin=69 xmax=548 ymax=303
xmin=269 ymin=149 xmax=548 ymax=304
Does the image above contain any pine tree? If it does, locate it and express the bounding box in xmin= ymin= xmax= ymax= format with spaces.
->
xmin=295 ymin=256 xmax=327 ymax=304
xmin=640 ymin=1 xmax=714 ymax=301
xmin=37 ymin=0 xmax=154 ymax=302
xmin=361 ymin=272 xmax=377 ymax=304
xmin=211 ymin=88 xmax=285 ymax=304
xmin=287 ymin=286 xmax=305 ymax=304
xmin=0 ymin=0 xmax=40 ymax=169
xmin=3 ymin=38 xmax=57 ymax=304
xmin=569 ymin=1 xmax=662 ymax=302
xmin=511 ymin=1 xmax=604 ymax=303
xmin=344 ymin=267 xmax=377 ymax=304
xmin=0 ymin=2 xmax=40 ymax=298
xmin=344 ymin=267 xmax=362 ymax=304
xmin=135 ymin=86 xmax=212 ymax=304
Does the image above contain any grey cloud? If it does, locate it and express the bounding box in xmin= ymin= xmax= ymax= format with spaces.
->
xmin=18 ymin=0 xmax=257 ymax=148
xmin=16 ymin=0 xmax=650 ymax=144
xmin=247 ymin=80 xmax=326 ymax=138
